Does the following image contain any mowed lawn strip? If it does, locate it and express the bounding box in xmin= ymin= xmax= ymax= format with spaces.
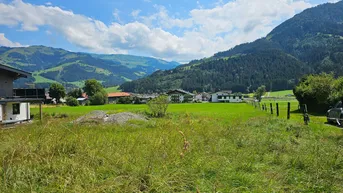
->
xmin=1 ymin=103 xmax=342 ymax=192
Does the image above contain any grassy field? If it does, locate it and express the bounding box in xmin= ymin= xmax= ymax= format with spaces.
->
xmin=268 ymin=90 xmax=294 ymax=97
xmin=1 ymin=103 xmax=343 ymax=192
xmin=105 ymin=86 xmax=121 ymax=93
xmin=248 ymin=90 xmax=294 ymax=98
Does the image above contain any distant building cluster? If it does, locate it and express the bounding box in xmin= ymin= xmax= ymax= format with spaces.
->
xmin=101 ymin=89 xmax=248 ymax=104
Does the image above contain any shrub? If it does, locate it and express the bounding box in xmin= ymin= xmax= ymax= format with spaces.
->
xmin=66 ymin=97 xmax=79 ymax=107
xmin=68 ymin=88 xmax=83 ymax=98
xmin=117 ymin=97 xmax=134 ymax=104
xmin=254 ymin=85 xmax=266 ymax=102
xmin=89 ymin=91 xmax=108 ymax=105
xmin=147 ymin=95 xmax=169 ymax=117
xmin=294 ymin=73 xmax=334 ymax=113
xmin=49 ymin=83 xmax=66 ymax=103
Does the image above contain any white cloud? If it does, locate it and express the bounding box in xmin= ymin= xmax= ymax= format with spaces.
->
xmin=0 ymin=0 xmax=330 ymax=62
xmin=141 ymin=5 xmax=193 ymax=29
xmin=46 ymin=30 xmax=52 ymax=35
xmin=0 ymin=33 xmax=24 ymax=47
xmin=131 ymin=9 xmax=141 ymax=18
xmin=113 ymin=9 xmax=122 ymax=23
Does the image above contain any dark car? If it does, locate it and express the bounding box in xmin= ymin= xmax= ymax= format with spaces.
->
xmin=327 ymin=101 xmax=343 ymax=125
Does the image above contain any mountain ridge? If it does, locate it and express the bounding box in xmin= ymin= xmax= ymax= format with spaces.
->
xmin=0 ymin=45 xmax=180 ymax=89
xmin=120 ymin=1 xmax=343 ymax=93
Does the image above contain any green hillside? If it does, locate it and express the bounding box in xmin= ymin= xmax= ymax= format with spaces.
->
xmin=0 ymin=46 xmax=179 ymax=89
xmin=121 ymin=1 xmax=343 ymax=93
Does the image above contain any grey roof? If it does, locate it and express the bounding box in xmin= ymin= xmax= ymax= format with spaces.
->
xmin=0 ymin=64 xmax=31 ymax=79
xmin=0 ymin=98 xmax=44 ymax=104
xmin=167 ymin=89 xmax=194 ymax=96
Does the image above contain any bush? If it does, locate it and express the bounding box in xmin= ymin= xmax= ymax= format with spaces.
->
xmin=89 ymin=91 xmax=108 ymax=105
xmin=66 ymin=97 xmax=79 ymax=107
xmin=117 ymin=97 xmax=134 ymax=104
xmin=294 ymin=73 xmax=336 ymax=113
xmin=147 ymin=95 xmax=169 ymax=117
xmin=254 ymin=85 xmax=266 ymax=102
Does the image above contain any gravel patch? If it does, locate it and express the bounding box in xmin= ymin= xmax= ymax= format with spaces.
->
xmin=75 ymin=110 xmax=147 ymax=125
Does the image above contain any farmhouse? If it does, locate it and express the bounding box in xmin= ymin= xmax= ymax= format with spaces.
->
xmin=0 ymin=64 xmax=43 ymax=124
xmin=132 ymin=93 xmax=159 ymax=104
xmin=211 ymin=91 xmax=243 ymax=103
xmin=167 ymin=89 xmax=194 ymax=103
xmin=108 ymin=92 xmax=131 ymax=103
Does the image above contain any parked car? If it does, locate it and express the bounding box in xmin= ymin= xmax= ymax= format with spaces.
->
xmin=327 ymin=101 xmax=343 ymax=125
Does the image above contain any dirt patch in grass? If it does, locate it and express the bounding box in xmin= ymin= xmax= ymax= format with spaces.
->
xmin=75 ymin=110 xmax=148 ymax=125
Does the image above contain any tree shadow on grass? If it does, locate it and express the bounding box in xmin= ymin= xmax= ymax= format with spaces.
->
xmin=291 ymin=109 xmax=326 ymax=116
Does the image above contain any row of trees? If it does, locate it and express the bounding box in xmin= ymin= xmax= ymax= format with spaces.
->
xmin=48 ymin=79 xmax=108 ymax=106
xmin=294 ymin=73 xmax=343 ymax=113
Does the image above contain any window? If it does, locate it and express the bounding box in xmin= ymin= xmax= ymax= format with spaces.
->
xmin=13 ymin=104 xmax=20 ymax=115
xmin=218 ymin=96 xmax=223 ymax=99
xmin=233 ymin=96 xmax=236 ymax=99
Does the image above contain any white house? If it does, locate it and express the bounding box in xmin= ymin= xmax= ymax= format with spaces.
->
xmin=0 ymin=64 xmax=43 ymax=124
xmin=211 ymin=91 xmax=244 ymax=103
xmin=167 ymin=89 xmax=194 ymax=103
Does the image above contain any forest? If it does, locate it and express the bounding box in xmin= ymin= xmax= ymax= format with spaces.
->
xmin=121 ymin=1 xmax=343 ymax=93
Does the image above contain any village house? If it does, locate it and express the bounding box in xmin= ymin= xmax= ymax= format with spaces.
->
xmin=195 ymin=92 xmax=211 ymax=102
xmin=167 ymin=89 xmax=194 ymax=103
xmin=76 ymin=93 xmax=89 ymax=106
xmin=108 ymin=92 xmax=131 ymax=103
xmin=0 ymin=64 xmax=44 ymax=124
xmin=211 ymin=90 xmax=244 ymax=103
xmin=132 ymin=93 xmax=159 ymax=104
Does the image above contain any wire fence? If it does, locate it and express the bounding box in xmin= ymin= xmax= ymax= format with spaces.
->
xmin=247 ymin=100 xmax=310 ymax=125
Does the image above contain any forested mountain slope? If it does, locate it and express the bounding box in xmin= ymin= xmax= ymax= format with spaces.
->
xmin=121 ymin=1 xmax=343 ymax=93
xmin=0 ymin=46 xmax=179 ymax=88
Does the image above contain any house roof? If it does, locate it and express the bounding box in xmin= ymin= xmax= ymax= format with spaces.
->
xmin=167 ymin=89 xmax=194 ymax=96
xmin=82 ymin=93 xmax=88 ymax=99
xmin=0 ymin=98 xmax=44 ymax=104
xmin=213 ymin=90 xmax=232 ymax=94
xmin=0 ymin=64 xmax=31 ymax=79
xmin=108 ymin=92 xmax=131 ymax=98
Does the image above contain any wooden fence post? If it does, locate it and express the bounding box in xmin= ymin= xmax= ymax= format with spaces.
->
xmin=265 ymin=104 xmax=267 ymax=112
xmin=276 ymin=103 xmax=279 ymax=117
xmin=270 ymin=103 xmax=273 ymax=115
xmin=287 ymin=102 xmax=290 ymax=120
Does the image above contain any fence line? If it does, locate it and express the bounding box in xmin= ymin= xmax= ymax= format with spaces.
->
xmin=247 ymin=100 xmax=308 ymax=124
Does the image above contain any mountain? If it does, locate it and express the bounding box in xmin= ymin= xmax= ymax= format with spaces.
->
xmin=120 ymin=1 xmax=343 ymax=93
xmin=0 ymin=46 xmax=179 ymax=89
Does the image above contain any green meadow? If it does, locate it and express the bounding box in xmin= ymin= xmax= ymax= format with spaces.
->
xmin=1 ymin=103 xmax=343 ymax=192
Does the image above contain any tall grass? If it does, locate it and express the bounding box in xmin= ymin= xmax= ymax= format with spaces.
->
xmin=0 ymin=103 xmax=342 ymax=192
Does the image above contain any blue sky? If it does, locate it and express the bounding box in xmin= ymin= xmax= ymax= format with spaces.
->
xmin=0 ymin=0 xmax=339 ymax=62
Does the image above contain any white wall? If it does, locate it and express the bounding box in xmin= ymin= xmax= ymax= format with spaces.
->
xmin=168 ymin=94 xmax=185 ymax=103
xmin=4 ymin=102 xmax=30 ymax=122
xmin=211 ymin=93 xmax=243 ymax=103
